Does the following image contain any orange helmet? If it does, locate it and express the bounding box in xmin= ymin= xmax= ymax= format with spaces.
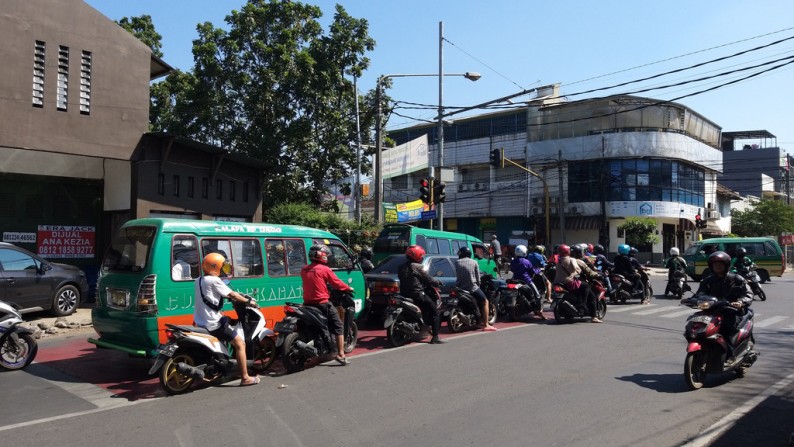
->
xmin=405 ymin=245 xmax=426 ymax=263
xmin=202 ymin=253 xmax=226 ymax=276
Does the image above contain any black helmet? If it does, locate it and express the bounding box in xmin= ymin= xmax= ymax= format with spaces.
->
xmin=594 ymin=244 xmax=605 ymax=255
xmin=570 ymin=245 xmax=583 ymax=258
xmin=629 ymin=247 xmax=638 ymax=257
xmin=707 ymin=251 xmax=732 ymax=271
xmin=736 ymin=247 xmax=747 ymax=258
xmin=458 ymin=246 xmax=472 ymax=259
xmin=360 ymin=247 xmax=373 ymax=260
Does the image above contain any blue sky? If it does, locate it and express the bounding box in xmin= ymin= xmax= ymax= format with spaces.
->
xmin=84 ymin=0 xmax=794 ymax=151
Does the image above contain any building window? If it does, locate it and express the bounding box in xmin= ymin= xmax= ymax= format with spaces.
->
xmin=202 ymin=178 xmax=209 ymax=199
xmin=57 ymin=46 xmax=69 ymax=111
xmin=158 ymin=173 xmax=165 ymax=195
xmin=79 ymin=50 xmax=91 ymax=115
xmin=230 ymin=181 xmax=236 ymax=202
xmin=216 ymin=179 xmax=223 ymax=200
xmin=32 ymin=41 xmax=46 ymax=107
xmin=173 ymin=175 xmax=180 ymax=197
xmin=243 ymin=182 xmax=249 ymax=202
xmin=187 ymin=177 xmax=195 ymax=198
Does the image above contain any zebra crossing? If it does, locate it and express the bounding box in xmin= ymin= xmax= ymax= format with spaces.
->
xmin=607 ymin=302 xmax=794 ymax=330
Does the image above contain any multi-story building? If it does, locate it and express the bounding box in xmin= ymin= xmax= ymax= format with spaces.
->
xmin=387 ymin=87 xmax=726 ymax=261
xmin=718 ymin=130 xmax=794 ymax=203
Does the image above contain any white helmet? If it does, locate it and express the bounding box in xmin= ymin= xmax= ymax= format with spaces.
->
xmin=515 ymin=245 xmax=528 ymax=257
xmin=670 ymin=247 xmax=679 ymax=256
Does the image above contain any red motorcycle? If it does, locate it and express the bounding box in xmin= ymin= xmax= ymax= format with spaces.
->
xmin=551 ymin=276 xmax=607 ymax=324
xmin=681 ymin=295 xmax=759 ymax=390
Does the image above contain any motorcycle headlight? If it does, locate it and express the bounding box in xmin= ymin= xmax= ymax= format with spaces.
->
xmin=697 ymin=300 xmax=714 ymax=310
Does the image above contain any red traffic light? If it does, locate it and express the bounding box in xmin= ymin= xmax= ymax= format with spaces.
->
xmin=419 ymin=178 xmax=429 ymax=188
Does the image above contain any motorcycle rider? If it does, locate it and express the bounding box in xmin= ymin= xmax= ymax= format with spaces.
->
xmin=301 ymin=244 xmax=355 ymax=365
xmin=578 ymin=243 xmax=597 ymax=270
xmin=592 ymin=244 xmax=615 ymax=294
xmin=691 ymin=251 xmax=751 ymax=360
xmin=398 ymin=245 xmax=445 ymax=344
xmin=358 ymin=247 xmax=374 ymax=274
xmin=528 ymin=245 xmax=552 ymax=303
xmin=194 ymin=253 xmax=259 ymax=386
xmin=664 ymin=247 xmax=688 ymax=296
xmin=554 ymin=244 xmax=603 ymax=323
xmin=509 ymin=245 xmax=547 ymax=320
xmin=612 ymin=244 xmax=642 ymax=296
xmin=729 ymin=247 xmax=755 ymax=274
xmin=455 ymin=246 xmax=497 ymax=331
xmin=629 ymin=247 xmax=651 ymax=304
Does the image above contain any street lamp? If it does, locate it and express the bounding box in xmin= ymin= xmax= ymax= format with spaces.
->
xmin=374 ymin=69 xmax=481 ymax=224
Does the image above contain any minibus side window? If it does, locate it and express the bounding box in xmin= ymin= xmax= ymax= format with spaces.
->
xmin=171 ymin=235 xmax=200 ymax=281
xmin=472 ymin=243 xmax=488 ymax=260
xmin=201 ymin=239 xmax=233 ymax=277
xmin=744 ymin=242 xmax=764 ymax=256
xmin=265 ymin=240 xmax=287 ymax=277
xmin=317 ymin=240 xmax=354 ymax=270
xmin=426 ymin=238 xmax=439 ymax=254
xmin=230 ymin=239 xmax=263 ymax=277
xmin=723 ymin=243 xmax=739 ymax=258
xmin=415 ymin=234 xmax=426 ymax=249
xmin=763 ymin=241 xmax=778 ymax=255
xmin=285 ymin=239 xmax=307 ymax=274
xmin=438 ymin=238 xmax=451 ymax=256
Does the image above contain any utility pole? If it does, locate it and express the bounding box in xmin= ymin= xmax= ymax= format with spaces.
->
xmin=354 ymin=76 xmax=362 ymax=224
xmin=558 ymin=149 xmax=566 ymax=243
xmin=600 ymin=136 xmax=607 ymax=248
xmin=498 ymin=149 xmax=551 ymax=245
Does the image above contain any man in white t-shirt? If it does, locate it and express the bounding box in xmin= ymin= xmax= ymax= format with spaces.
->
xmin=194 ymin=253 xmax=259 ymax=386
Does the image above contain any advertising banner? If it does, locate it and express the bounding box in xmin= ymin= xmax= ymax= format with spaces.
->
xmin=37 ymin=225 xmax=96 ymax=258
xmin=383 ymin=200 xmax=429 ymax=223
xmin=382 ymin=135 xmax=429 ymax=179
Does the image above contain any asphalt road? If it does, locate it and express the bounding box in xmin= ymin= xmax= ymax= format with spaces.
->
xmin=2 ymin=272 xmax=794 ymax=446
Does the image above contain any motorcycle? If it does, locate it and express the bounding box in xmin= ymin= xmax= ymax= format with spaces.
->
xmin=445 ymin=287 xmax=497 ymax=333
xmin=665 ymin=271 xmax=692 ymax=300
xmin=149 ymin=296 xmax=277 ymax=395
xmin=0 ymin=300 xmax=38 ymax=371
xmin=275 ymin=289 xmax=358 ymax=374
xmin=383 ymin=286 xmax=440 ymax=347
xmin=551 ymin=276 xmax=608 ymax=324
xmin=502 ymin=277 xmax=545 ymax=322
xmin=681 ymin=295 xmax=759 ymax=390
xmin=735 ymin=266 xmax=766 ymax=301
xmin=610 ymin=272 xmax=652 ymax=304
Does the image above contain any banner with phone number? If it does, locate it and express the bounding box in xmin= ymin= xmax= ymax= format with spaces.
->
xmin=383 ymin=200 xmax=429 ymax=224
xmin=37 ymin=225 xmax=96 ymax=258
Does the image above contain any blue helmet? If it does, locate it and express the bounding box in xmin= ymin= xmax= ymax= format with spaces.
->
xmin=618 ymin=244 xmax=630 ymax=255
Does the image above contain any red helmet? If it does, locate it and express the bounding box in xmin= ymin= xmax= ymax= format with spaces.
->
xmin=557 ymin=244 xmax=570 ymax=256
xmin=405 ymin=245 xmax=426 ymax=263
xmin=587 ymin=243 xmax=594 ymax=253
xmin=309 ymin=244 xmax=331 ymax=264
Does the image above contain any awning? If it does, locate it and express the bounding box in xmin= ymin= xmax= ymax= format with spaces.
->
xmin=548 ymin=216 xmax=603 ymax=230
xmin=700 ymin=221 xmax=725 ymax=235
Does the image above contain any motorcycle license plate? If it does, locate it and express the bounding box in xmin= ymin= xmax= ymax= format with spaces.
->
xmin=274 ymin=321 xmax=296 ymax=333
xmin=155 ymin=343 xmax=177 ymax=358
xmin=687 ymin=315 xmax=712 ymax=324
xmin=445 ymin=298 xmax=459 ymax=306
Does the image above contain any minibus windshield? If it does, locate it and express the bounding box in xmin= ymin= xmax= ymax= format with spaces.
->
xmin=102 ymin=226 xmax=156 ymax=272
xmin=374 ymin=227 xmax=410 ymax=255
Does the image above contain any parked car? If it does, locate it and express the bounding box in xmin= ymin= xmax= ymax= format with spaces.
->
xmin=0 ymin=242 xmax=88 ymax=316
xmin=363 ymin=254 xmax=460 ymax=323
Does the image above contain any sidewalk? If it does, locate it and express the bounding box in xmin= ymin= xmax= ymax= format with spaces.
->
xmin=19 ymin=302 xmax=96 ymax=340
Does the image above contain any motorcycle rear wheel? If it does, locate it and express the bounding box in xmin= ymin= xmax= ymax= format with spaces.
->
xmin=160 ymin=351 xmax=198 ymax=395
xmin=0 ymin=332 xmax=38 ymax=371
xmin=553 ymin=304 xmax=574 ymax=324
xmin=447 ymin=308 xmax=466 ymax=333
xmin=282 ymin=332 xmax=309 ymax=374
xmin=487 ymin=300 xmax=497 ymax=325
xmin=386 ymin=314 xmax=413 ymax=348
xmin=596 ymin=300 xmax=607 ymax=320
xmin=252 ymin=337 xmax=277 ymax=372
xmin=344 ymin=321 xmax=358 ymax=353
xmin=684 ymin=351 xmax=707 ymax=390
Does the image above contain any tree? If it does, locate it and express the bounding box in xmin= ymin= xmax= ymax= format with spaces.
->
xmin=142 ymin=1 xmax=377 ymax=210
xmin=116 ymin=15 xmax=164 ymax=58
xmin=731 ymin=199 xmax=794 ymax=236
xmin=265 ymin=202 xmax=380 ymax=249
xmin=617 ymin=217 xmax=659 ymax=250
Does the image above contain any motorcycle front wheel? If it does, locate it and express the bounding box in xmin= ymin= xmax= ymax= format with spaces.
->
xmin=344 ymin=321 xmax=358 ymax=353
xmin=684 ymin=351 xmax=707 ymax=390
xmin=487 ymin=300 xmax=497 ymax=325
xmin=386 ymin=314 xmax=413 ymax=348
xmin=282 ymin=332 xmax=311 ymax=374
xmin=447 ymin=308 xmax=466 ymax=333
xmin=596 ymin=300 xmax=607 ymax=320
xmin=252 ymin=337 xmax=277 ymax=372
xmin=160 ymin=351 xmax=198 ymax=395
xmin=753 ymin=285 xmax=767 ymax=301
xmin=0 ymin=332 xmax=38 ymax=371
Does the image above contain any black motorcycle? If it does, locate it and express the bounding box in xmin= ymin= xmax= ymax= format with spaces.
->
xmin=383 ymin=286 xmax=440 ymax=347
xmin=501 ymin=278 xmax=544 ymax=321
xmin=551 ymin=276 xmax=608 ymax=324
xmin=610 ymin=272 xmax=652 ymax=304
xmin=445 ymin=287 xmax=497 ymax=333
xmin=665 ymin=271 xmax=691 ymax=300
xmin=275 ymin=290 xmax=358 ymax=374
xmin=734 ymin=266 xmax=766 ymax=301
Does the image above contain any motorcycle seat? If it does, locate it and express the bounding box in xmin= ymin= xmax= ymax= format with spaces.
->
xmin=168 ymin=324 xmax=210 ymax=334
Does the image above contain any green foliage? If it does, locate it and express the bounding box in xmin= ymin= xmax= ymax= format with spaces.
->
xmin=617 ymin=217 xmax=660 ymax=250
xmin=265 ymin=202 xmax=381 ymax=250
xmin=116 ymin=15 xmax=164 ymax=58
xmin=142 ymin=1 xmax=377 ymax=209
xmin=731 ymin=199 xmax=794 ymax=236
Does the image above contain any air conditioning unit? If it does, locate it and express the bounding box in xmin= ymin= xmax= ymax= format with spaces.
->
xmin=532 ymin=197 xmax=541 ymax=205
xmin=706 ymin=202 xmax=714 ymax=210
xmin=569 ymin=205 xmax=580 ymax=214
xmin=707 ymin=210 xmax=721 ymax=220
xmin=532 ymin=207 xmax=541 ymax=215
xmin=458 ymin=184 xmax=469 ymax=192
xmin=550 ymin=196 xmax=559 ymax=204
xmin=563 ymin=206 xmax=570 ymax=214
xmin=550 ymin=207 xmax=558 ymax=214
xmin=474 ymin=182 xmax=482 ymax=191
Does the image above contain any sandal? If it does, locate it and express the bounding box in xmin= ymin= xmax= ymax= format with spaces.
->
xmin=335 ymin=356 xmax=349 ymax=366
xmin=240 ymin=376 xmax=260 ymax=386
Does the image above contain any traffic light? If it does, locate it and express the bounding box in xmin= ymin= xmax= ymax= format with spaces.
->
xmin=695 ymin=213 xmax=705 ymax=229
xmin=419 ymin=178 xmax=431 ymax=204
xmin=489 ymin=148 xmax=503 ymax=168
xmin=434 ymin=182 xmax=446 ymax=203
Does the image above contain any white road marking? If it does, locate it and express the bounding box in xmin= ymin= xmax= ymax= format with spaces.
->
xmin=753 ymin=315 xmax=788 ymax=328
xmin=632 ymin=305 xmax=680 ymax=315
xmin=607 ymin=304 xmax=654 ymax=313
xmin=661 ymin=308 xmax=701 ymax=318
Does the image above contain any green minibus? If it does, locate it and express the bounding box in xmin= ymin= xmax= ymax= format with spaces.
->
xmin=89 ymin=218 xmax=367 ymax=357
xmin=372 ymin=224 xmax=498 ymax=275
xmin=682 ymin=236 xmax=785 ymax=282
